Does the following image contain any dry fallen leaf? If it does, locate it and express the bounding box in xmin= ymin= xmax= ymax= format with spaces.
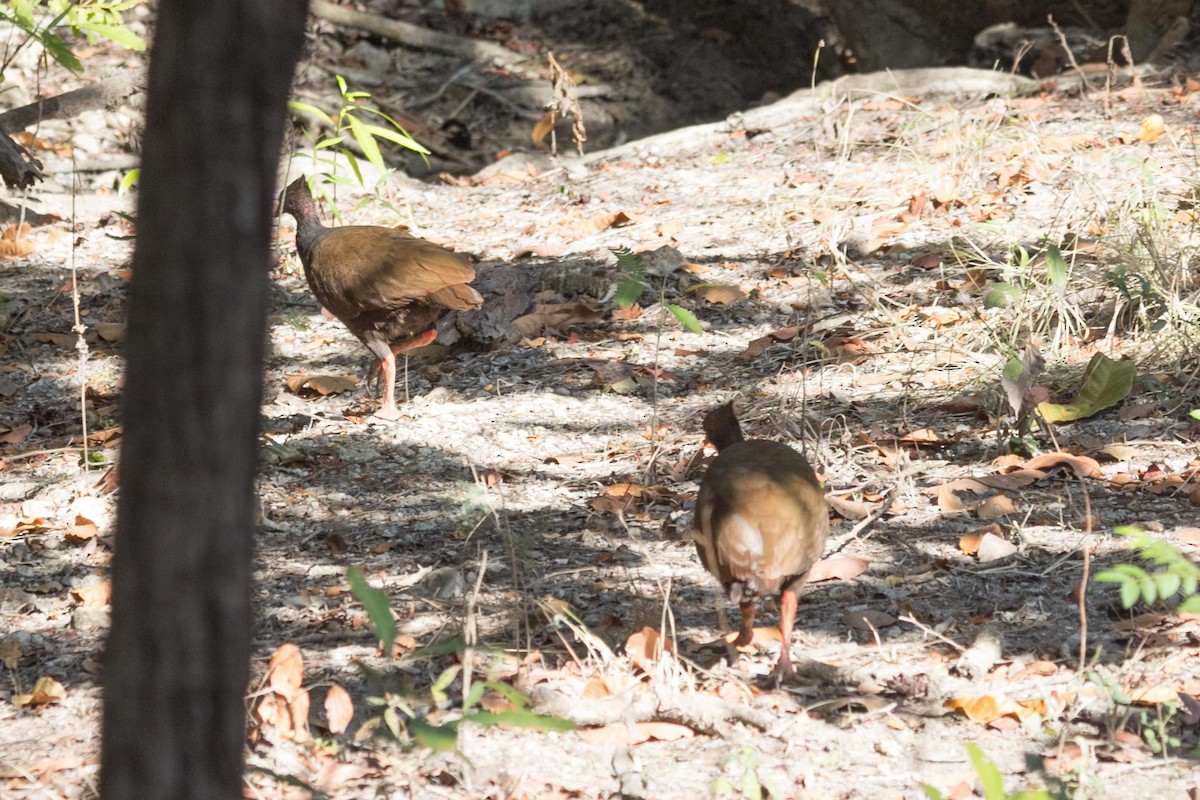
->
xmin=958 ymin=524 xmax=1004 ymax=556
xmin=945 ymin=692 xmax=1045 ymax=724
xmin=976 ymin=532 xmax=1018 ymax=562
xmin=977 ymin=494 xmax=1018 ymax=521
xmin=1023 ymin=452 xmax=1102 ymax=478
xmin=569 ymin=210 xmax=635 ymax=237
xmin=0 ymin=638 xmax=21 ymax=669
xmin=938 ymin=483 xmax=967 ymax=514
xmin=324 ymin=683 xmax=353 ymax=734
xmin=14 ymin=675 xmax=67 ymax=708
xmin=65 ymin=515 xmax=101 ymax=542
xmin=611 ymin=303 xmax=643 ymax=321
xmin=577 ymin=721 xmax=694 ymax=747
xmin=808 ymin=554 xmax=871 ymax=582
xmin=285 ymin=374 xmax=358 ymax=396
xmin=31 ymin=332 xmax=80 ymax=349
xmin=95 ymin=322 xmax=126 ymax=342
xmin=1136 ymin=113 xmax=1166 ymax=143
xmin=742 ymin=325 xmax=801 ymax=358
xmin=0 ymin=424 xmax=33 ymax=446
xmin=0 ymin=223 xmax=35 ymax=258
xmin=842 ymin=609 xmax=898 ymax=632
xmin=1172 ymin=526 xmax=1200 ymax=546
xmin=268 ymin=643 xmax=304 ymax=700
xmin=825 ymin=494 xmax=872 ymax=520
xmin=511 ymin=302 xmax=605 ymax=338
xmin=688 ymin=282 xmax=746 ymax=305
xmin=71 ymin=580 xmax=112 ymax=608
xmin=625 ymin=627 xmax=675 ymax=672
xmin=1128 ymin=685 xmax=1179 ymax=705
xmin=582 ymin=674 xmax=640 ymax=699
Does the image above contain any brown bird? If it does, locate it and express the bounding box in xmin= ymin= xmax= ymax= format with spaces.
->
xmin=280 ymin=175 xmax=483 ymax=419
xmin=692 ymin=401 xmax=828 ymax=683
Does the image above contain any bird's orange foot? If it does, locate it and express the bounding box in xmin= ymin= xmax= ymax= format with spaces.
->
xmin=724 ymin=627 xmax=781 ymax=653
xmin=372 ymin=404 xmax=403 ymax=422
xmin=770 ymin=660 xmax=796 ymax=688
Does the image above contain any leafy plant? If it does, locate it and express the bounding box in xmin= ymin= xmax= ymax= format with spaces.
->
xmin=610 ymin=246 xmax=702 ymax=334
xmin=1087 ymin=668 xmax=1191 ymax=760
xmin=1093 ymin=525 xmax=1200 ymax=612
xmin=289 ymin=76 xmax=429 ymax=219
xmin=347 ymin=566 xmax=572 ymax=753
xmin=710 ymin=746 xmax=786 ymax=800
xmin=0 ymin=0 xmax=145 ymax=77
xmin=923 ymin=744 xmax=1059 ymax=800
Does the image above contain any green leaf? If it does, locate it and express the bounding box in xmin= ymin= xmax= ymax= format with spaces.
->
xmin=1120 ymin=579 xmax=1140 ymax=609
xmin=360 ymin=123 xmax=430 ymax=155
xmin=1155 ymin=572 xmax=1181 ymax=601
xmin=75 ymin=21 xmax=145 ymax=50
xmin=611 ymin=245 xmax=645 ymax=278
xmin=604 ymin=376 xmax=640 ymax=394
xmin=410 ymin=636 xmax=467 ymax=659
xmin=429 ymin=665 xmax=460 ymax=705
xmin=346 ymin=114 xmax=386 ymax=173
xmin=983 ymin=281 xmax=1022 ymax=308
xmin=1179 ymin=595 xmax=1200 ymax=613
xmin=289 ymin=101 xmax=336 ymax=126
xmin=482 ymin=680 xmax=531 ymax=710
xmin=1002 ymin=356 xmax=1026 ymax=382
xmin=740 ymin=768 xmax=763 ymax=800
xmin=666 ymin=303 xmax=703 ymax=334
xmin=409 ymin=718 xmax=459 ymax=752
xmin=1044 ymin=243 xmax=1068 ymax=288
xmin=463 ymin=709 xmax=575 ymax=732
xmin=921 ymin=787 xmax=946 ymax=800
xmin=117 ymin=168 xmax=140 ymax=196
xmin=1139 ymin=573 xmax=1158 ymax=605
xmin=335 ymin=74 xmax=349 ymax=96
xmin=342 ymin=148 xmax=365 ymax=185
xmin=382 ymin=705 xmax=404 ymax=740
xmin=965 ymin=743 xmax=1005 ymax=800
xmin=37 ymin=29 xmax=82 ymax=72
xmin=462 ymin=679 xmax=486 ymax=711
xmin=612 ymin=276 xmax=644 ymax=308
xmin=1038 ymin=352 xmax=1135 ymax=424
xmin=346 ymin=566 xmax=396 ymax=658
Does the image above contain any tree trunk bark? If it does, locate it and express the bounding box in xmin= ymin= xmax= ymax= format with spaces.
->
xmin=99 ymin=2 xmax=306 ymax=799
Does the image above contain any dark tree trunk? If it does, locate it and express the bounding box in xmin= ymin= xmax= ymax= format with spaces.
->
xmin=99 ymin=2 xmax=306 ymax=799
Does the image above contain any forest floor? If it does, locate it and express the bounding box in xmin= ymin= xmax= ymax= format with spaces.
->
xmin=4 ymin=3 xmax=1200 ymax=799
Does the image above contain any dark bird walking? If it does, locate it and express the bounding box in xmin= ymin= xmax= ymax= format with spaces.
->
xmin=280 ymin=175 xmax=483 ymax=419
xmin=692 ymin=401 xmax=829 ymax=683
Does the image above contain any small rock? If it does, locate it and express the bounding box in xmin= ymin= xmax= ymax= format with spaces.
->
xmin=72 ymin=606 xmax=111 ymax=632
xmin=0 ymin=482 xmax=39 ymax=501
xmin=419 ymin=567 xmax=465 ymax=600
xmin=954 ymin=628 xmax=1003 ymax=679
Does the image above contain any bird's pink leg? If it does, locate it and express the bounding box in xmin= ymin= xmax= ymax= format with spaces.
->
xmin=773 ymin=588 xmax=798 ymax=685
xmin=732 ymin=602 xmax=756 ymax=648
xmin=375 ymin=351 xmax=400 ymax=420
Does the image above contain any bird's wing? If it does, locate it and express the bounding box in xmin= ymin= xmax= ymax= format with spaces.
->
xmin=310 ymin=228 xmax=476 ymax=316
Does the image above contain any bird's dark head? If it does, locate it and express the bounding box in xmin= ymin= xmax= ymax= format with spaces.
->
xmin=703 ymin=401 xmax=745 ymax=452
xmin=279 ymin=174 xmax=315 ymax=220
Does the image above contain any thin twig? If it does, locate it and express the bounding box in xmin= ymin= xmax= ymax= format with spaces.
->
xmin=461 ymin=549 xmax=487 ymax=713
xmin=898 ymin=614 xmax=966 ymax=653
xmin=69 ymin=153 xmax=89 ymax=472
xmin=1078 ymin=473 xmax=1094 ymax=674
xmin=1048 ymin=15 xmax=1096 ymax=96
